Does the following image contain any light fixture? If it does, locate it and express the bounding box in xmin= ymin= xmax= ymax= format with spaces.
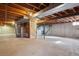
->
xmin=29 ymin=12 xmax=33 ymax=16
xmin=23 ymin=15 xmax=28 ymax=19
xmin=11 ymin=21 xmax=15 ymax=25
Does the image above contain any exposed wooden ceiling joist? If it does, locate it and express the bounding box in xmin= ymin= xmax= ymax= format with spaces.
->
xmin=0 ymin=3 xmax=49 ymax=25
xmin=27 ymin=3 xmax=40 ymax=10
xmin=37 ymin=13 xmax=79 ymax=25
xmin=63 ymin=11 xmax=69 ymax=15
xmin=12 ymin=3 xmax=36 ymax=13
xmin=17 ymin=3 xmax=40 ymax=12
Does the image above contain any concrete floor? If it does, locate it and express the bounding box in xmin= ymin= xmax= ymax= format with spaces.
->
xmin=0 ymin=37 xmax=79 ymax=56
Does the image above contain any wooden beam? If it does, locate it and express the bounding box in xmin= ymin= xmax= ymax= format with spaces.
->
xmin=0 ymin=9 xmax=24 ymax=16
xmin=12 ymin=3 xmax=36 ymax=13
xmin=7 ymin=5 xmax=26 ymax=15
xmin=69 ymin=17 xmax=75 ymax=22
xmin=37 ymin=13 xmax=79 ymax=25
xmin=51 ymin=15 xmax=57 ymax=17
xmin=63 ymin=10 xmax=69 ymax=15
xmin=65 ymin=17 xmax=72 ymax=22
xmin=7 ymin=12 xmax=21 ymax=17
xmin=27 ymin=3 xmax=40 ymax=10
xmin=0 ymin=13 xmax=19 ymax=19
xmin=72 ymin=8 xmax=76 ymax=13
xmin=0 ymin=16 xmax=17 ymax=20
xmin=52 ymin=13 xmax=79 ymax=20
xmin=57 ymin=13 xmax=63 ymax=16
xmin=38 ymin=17 xmax=79 ymax=25
xmin=0 ymin=4 xmax=26 ymax=16
xmin=0 ymin=17 xmax=15 ymax=21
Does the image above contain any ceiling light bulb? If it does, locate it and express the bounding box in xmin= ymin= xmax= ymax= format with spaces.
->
xmin=24 ymin=16 xmax=28 ymax=19
xmin=29 ymin=13 xmax=32 ymax=16
xmin=12 ymin=21 xmax=15 ymax=25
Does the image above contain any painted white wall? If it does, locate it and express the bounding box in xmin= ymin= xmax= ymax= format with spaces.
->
xmin=46 ymin=23 xmax=79 ymax=39
xmin=37 ymin=22 xmax=79 ymax=39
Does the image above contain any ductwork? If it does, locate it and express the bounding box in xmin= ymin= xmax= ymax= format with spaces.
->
xmin=34 ymin=3 xmax=79 ymax=18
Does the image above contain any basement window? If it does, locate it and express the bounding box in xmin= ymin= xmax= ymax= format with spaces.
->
xmin=72 ymin=21 xmax=79 ymax=26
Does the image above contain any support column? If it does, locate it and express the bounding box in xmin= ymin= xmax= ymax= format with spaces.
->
xmin=30 ymin=18 xmax=37 ymax=39
xmin=15 ymin=23 xmax=21 ymax=37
